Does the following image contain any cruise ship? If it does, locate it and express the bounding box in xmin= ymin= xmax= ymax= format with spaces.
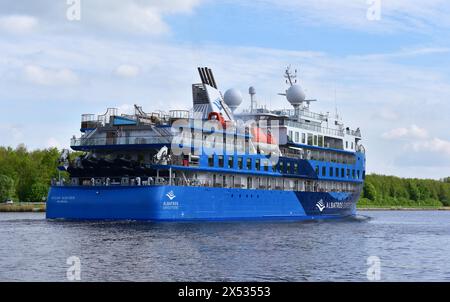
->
xmin=47 ymin=67 xmax=366 ymax=221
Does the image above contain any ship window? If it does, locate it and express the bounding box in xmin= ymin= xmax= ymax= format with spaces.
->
xmin=330 ymin=167 xmax=334 ymax=177
xmin=347 ymin=169 xmax=350 ymax=178
xmin=314 ymin=135 xmax=318 ymax=146
xmin=346 ymin=141 xmax=349 ymax=149
xmin=357 ymin=170 xmax=360 ymax=179
xmin=295 ymin=132 xmax=299 ymax=143
xmin=286 ymin=162 xmax=291 ymax=174
xmin=238 ymin=157 xmax=243 ymax=169
xmin=279 ymin=161 xmax=284 ymax=173
xmin=336 ymin=167 xmax=339 ymax=177
xmin=246 ymin=158 xmax=252 ymax=170
xmin=256 ymin=159 xmax=261 ymax=171
xmin=218 ymin=155 xmax=224 ymax=168
xmin=363 ymin=170 xmax=366 ymax=180
xmin=322 ymin=166 xmax=326 ymax=177
xmin=302 ymin=133 xmax=306 ymax=144
xmin=208 ymin=156 xmax=214 ymax=167
xmin=341 ymin=168 xmax=345 ymax=178
xmin=228 ymin=156 xmax=233 ymax=168
xmin=294 ymin=163 xmax=299 ymax=174
xmin=289 ymin=130 xmax=293 ymax=141
xmin=315 ymin=165 xmax=319 ymax=175
xmin=351 ymin=142 xmax=354 ymax=150
xmin=307 ymin=133 xmax=313 ymax=145
xmin=318 ymin=135 xmax=324 ymax=147
xmin=264 ymin=161 xmax=269 ymax=172
xmin=352 ymin=169 xmax=356 ymax=179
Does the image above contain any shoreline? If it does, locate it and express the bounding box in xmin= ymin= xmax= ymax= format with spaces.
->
xmin=0 ymin=203 xmax=46 ymax=213
xmin=358 ymin=207 xmax=450 ymax=211
xmin=0 ymin=204 xmax=449 ymax=213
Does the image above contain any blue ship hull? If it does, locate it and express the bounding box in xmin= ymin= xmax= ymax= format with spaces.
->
xmin=46 ymin=186 xmax=360 ymax=221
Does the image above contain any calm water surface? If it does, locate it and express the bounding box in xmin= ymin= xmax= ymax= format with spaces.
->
xmin=0 ymin=211 xmax=449 ymax=281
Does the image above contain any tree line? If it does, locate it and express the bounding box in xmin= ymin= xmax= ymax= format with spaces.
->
xmin=360 ymin=174 xmax=450 ymax=207
xmin=1 ymin=145 xmax=450 ymax=206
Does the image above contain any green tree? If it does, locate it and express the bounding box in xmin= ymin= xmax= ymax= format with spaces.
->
xmin=0 ymin=174 xmax=15 ymax=201
xmin=407 ymin=181 xmax=420 ymax=201
xmin=363 ymin=181 xmax=377 ymax=201
xmin=29 ymin=182 xmax=49 ymax=202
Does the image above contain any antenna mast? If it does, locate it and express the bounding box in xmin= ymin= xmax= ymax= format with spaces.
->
xmin=284 ymin=65 xmax=298 ymax=87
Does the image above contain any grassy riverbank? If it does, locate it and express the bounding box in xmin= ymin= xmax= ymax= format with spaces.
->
xmin=0 ymin=203 xmax=46 ymax=212
xmin=357 ymin=205 xmax=450 ymax=211
xmin=1 ymin=203 xmax=449 ymax=213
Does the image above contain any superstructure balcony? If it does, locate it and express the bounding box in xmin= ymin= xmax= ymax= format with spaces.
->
xmin=285 ymin=120 xmax=344 ymax=137
xmin=70 ymin=135 xmax=173 ymax=150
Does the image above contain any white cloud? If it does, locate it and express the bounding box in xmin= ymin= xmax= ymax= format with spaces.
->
xmin=0 ymin=15 xmax=38 ymax=34
xmin=382 ymin=125 xmax=429 ymax=140
xmin=115 ymin=64 xmax=140 ymax=78
xmin=46 ymin=137 xmax=62 ymax=149
xmin=372 ymin=108 xmax=399 ymax=121
xmin=411 ymin=138 xmax=450 ymax=156
xmin=237 ymin=0 xmax=450 ymax=33
xmin=0 ymin=124 xmax=23 ymax=145
xmin=0 ymin=0 xmax=203 ymax=35
xmin=24 ymin=65 xmax=79 ymax=86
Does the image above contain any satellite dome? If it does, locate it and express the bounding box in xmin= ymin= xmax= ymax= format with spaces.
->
xmin=286 ymin=85 xmax=306 ymax=106
xmin=224 ymin=88 xmax=243 ymax=112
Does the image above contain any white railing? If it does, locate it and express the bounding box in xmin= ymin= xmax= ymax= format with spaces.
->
xmin=71 ymin=136 xmax=172 ymax=147
xmin=281 ymin=109 xmax=328 ymax=121
xmin=59 ymin=177 xmax=360 ymax=193
xmin=286 ymin=120 xmax=344 ymax=137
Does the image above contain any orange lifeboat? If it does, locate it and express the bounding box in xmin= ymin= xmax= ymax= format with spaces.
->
xmin=207 ymin=112 xmax=226 ymax=128
xmin=251 ymin=127 xmax=277 ymax=145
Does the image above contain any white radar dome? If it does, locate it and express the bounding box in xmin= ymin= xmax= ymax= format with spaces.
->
xmin=286 ymin=85 xmax=306 ymax=106
xmin=224 ymin=88 xmax=243 ymax=112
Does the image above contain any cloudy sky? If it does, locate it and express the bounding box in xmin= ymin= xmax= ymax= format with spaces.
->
xmin=0 ymin=0 xmax=449 ymax=179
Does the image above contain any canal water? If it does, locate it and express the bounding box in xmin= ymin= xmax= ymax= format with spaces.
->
xmin=0 ymin=211 xmax=449 ymax=281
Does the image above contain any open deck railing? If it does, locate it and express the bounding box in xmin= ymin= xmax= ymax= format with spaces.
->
xmin=56 ymin=176 xmax=358 ymax=193
xmin=71 ymin=136 xmax=172 ymax=147
xmin=286 ymin=120 xmax=344 ymax=137
xmin=280 ymin=109 xmax=328 ymax=121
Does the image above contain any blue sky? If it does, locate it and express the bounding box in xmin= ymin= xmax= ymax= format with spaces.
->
xmin=0 ymin=0 xmax=449 ymax=179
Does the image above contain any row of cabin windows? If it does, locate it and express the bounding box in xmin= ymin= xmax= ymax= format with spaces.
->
xmin=194 ymin=174 xmax=360 ymax=192
xmin=288 ymin=130 xmax=357 ymax=151
xmin=210 ymin=155 xmax=270 ymax=172
xmin=280 ymin=147 xmax=357 ymax=164
xmin=208 ymin=155 xmax=364 ymax=180
xmin=288 ymin=131 xmax=325 ymax=148
xmin=316 ymin=165 xmax=365 ymax=180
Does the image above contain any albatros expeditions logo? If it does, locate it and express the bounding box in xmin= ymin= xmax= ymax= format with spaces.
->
xmin=163 ymin=190 xmax=179 ymax=210
xmin=316 ymin=199 xmax=326 ymax=212
xmin=166 ymin=190 xmax=176 ymax=200
xmin=315 ymin=199 xmax=354 ymax=213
